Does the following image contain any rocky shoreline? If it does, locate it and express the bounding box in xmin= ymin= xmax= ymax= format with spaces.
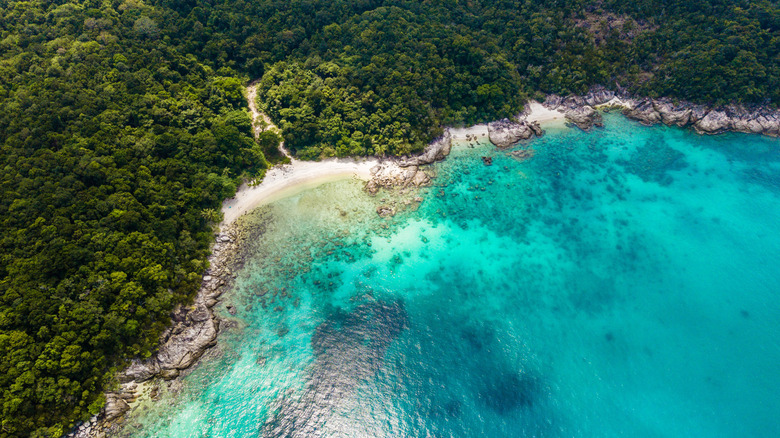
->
xmin=68 ymin=225 xmax=250 ymax=438
xmin=365 ymin=109 xmax=548 ymax=196
xmin=68 ymin=131 xmax=465 ymax=437
xmin=543 ymin=85 xmax=780 ymax=136
xmin=69 ymin=86 xmax=778 ymax=437
xmin=365 ymin=131 xmax=451 ymax=195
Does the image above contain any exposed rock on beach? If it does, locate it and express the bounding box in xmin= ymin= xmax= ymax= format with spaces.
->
xmin=398 ymin=131 xmax=452 ymax=167
xmin=543 ymin=85 xmax=780 ymax=136
xmin=70 ymin=226 xmax=247 ymax=437
xmin=365 ymin=131 xmax=451 ymax=194
xmin=487 ymin=118 xmax=543 ymax=148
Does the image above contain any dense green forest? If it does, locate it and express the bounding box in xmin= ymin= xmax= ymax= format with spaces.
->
xmin=0 ymin=1 xmax=269 ymax=435
xmin=155 ymin=0 xmax=780 ymax=156
xmin=0 ymin=0 xmax=778 ymax=436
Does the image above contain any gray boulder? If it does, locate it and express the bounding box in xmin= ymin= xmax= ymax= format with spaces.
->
xmin=654 ymin=100 xmax=691 ymax=127
xmin=119 ymin=360 xmax=160 ymax=383
xmin=689 ymin=106 xmax=709 ymax=124
xmin=156 ymin=309 xmax=218 ymax=370
xmin=565 ymin=106 xmax=603 ymax=130
xmin=399 ymin=131 xmax=452 ymax=167
xmin=756 ymin=115 xmax=780 ymax=135
xmin=695 ymin=110 xmax=731 ymax=134
xmin=623 ymin=99 xmax=661 ymax=125
xmin=585 ymin=86 xmax=616 ymax=106
xmin=487 ymin=119 xmax=536 ymax=148
xmin=104 ymin=394 xmax=130 ymax=420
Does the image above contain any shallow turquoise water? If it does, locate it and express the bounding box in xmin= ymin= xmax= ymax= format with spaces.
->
xmin=123 ymin=115 xmax=780 ymax=437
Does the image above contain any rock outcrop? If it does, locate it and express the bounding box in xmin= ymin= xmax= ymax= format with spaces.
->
xmin=542 ymin=86 xmax=613 ymax=130
xmin=376 ymin=205 xmax=395 ymax=217
xmin=694 ymin=110 xmax=731 ymax=134
xmin=564 ymin=106 xmax=604 ymax=130
xmin=623 ymin=99 xmax=662 ymax=126
xmin=365 ymin=131 xmax=451 ymax=194
xmin=365 ymin=163 xmax=433 ymax=195
xmin=487 ymin=118 xmax=542 ymax=148
xmin=398 ymin=131 xmax=452 ymax=167
xmin=71 ymin=228 xmax=244 ymax=437
xmin=544 ymin=85 xmax=780 ymax=136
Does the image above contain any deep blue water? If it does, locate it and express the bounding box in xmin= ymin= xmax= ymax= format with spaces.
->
xmin=122 ymin=115 xmax=780 ymax=437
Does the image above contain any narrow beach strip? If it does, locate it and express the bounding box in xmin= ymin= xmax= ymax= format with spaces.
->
xmin=222 ymin=158 xmax=379 ymax=224
xmin=222 ymin=101 xmax=565 ymax=225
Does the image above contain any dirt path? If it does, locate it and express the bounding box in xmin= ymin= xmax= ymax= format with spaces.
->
xmin=246 ymin=81 xmax=293 ymax=159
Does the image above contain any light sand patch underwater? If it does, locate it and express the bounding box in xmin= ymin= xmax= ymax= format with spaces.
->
xmin=123 ymin=114 xmax=780 ymax=438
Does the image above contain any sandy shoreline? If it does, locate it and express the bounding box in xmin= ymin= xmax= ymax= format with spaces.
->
xmin=80 ymin=83 xmax=780 ymax=436
xmin=221 ymin=101 xmax=565 ymax=225
xmin=222 ymin=158 xmax=379 ymax=224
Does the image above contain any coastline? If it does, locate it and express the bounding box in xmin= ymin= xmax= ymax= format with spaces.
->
xmin=222 ymin=100 xmax=566 ymax=226
xmin=222 ymin=158 xmax=378 ymax=225
xmin=74 ymin=86 xmax=778 ymax=437
xmin=542 ymin=86 xmax=780 ymax=135
xmin=74 ymin=99 xmax=567 ymax=436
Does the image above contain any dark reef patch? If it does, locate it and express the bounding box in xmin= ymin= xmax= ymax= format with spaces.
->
xmin=261 ymin=299 xmax=408 ymax=437
xmin=479 ymin=371 xmax=540 ymax=415
xmin=619 ymin=138 xmax=687 ymax=185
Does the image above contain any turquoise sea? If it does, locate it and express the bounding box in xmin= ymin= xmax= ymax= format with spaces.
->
xmin=121 ymin=114 xmax=780 ymax=437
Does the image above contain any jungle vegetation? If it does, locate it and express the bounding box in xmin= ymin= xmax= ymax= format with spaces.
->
xmin=1 ymin=0 xmax=778 ymax=435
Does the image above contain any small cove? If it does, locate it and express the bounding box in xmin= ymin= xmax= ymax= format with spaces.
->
xmin=120 ymin=114 xmax=780 ymax=437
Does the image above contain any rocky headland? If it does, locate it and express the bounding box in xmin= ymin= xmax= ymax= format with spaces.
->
xmin=69 ymin=226 xmax=249 ymax=438
xmin=543 ymin=86 xmax=780 ymax=136
xmin=70 ymin=85 xmax=778 ymax=438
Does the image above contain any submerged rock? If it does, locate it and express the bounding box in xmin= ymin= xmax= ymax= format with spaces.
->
xmin=261 ymin=300 xmax=408 ymax=437
xmin=376 ymin=205 xmax=396 ymax=217
xmin=480 ymin=372 xmax=540 ymax=414
xmin=510 ymin=148 xmax=535 ymax=161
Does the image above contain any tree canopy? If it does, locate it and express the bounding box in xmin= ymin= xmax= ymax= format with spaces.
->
xmin=1 ymin=0 xmax=778 ymax=435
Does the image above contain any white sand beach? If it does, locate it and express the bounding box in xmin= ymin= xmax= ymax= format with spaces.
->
xmin=221 ymin=157 xmax=379 ymax=224
xmin=221 ymin=98 xmax=566 ymax=225
xmin=525 ymin=100 xmax=567 ymax=122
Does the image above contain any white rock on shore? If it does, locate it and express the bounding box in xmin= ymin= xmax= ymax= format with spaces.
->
xmin=543 ymin=85 xmax=780 ymax=136
xmin=487 ymin=118 xmax=543 ymax=148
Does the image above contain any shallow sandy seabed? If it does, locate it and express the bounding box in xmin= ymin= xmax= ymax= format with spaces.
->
xmin=221 ymin=102 xmax=565 ymax=225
